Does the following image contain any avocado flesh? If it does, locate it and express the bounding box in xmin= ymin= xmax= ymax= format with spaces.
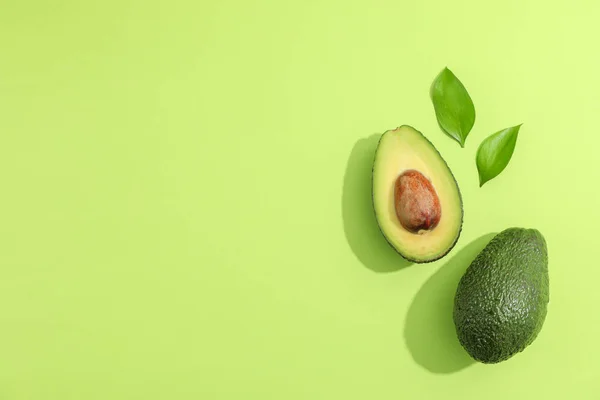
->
xmin=372 ymin=125 xmax=463 ymax=263
xmin=453 ymin=228 xmax=549 ymax=364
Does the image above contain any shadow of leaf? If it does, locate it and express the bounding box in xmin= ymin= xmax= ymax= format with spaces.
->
xmin=404 ymin=233 xmax=496 ymax=373
xmin=342 ymin=134 xmax=412 ymax=273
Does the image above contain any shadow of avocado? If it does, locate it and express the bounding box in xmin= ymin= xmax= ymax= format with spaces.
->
xmin=342 ymin=134 xmax=412 ymax=273
xmin=404 ymin=233 xmax=496 ymax=374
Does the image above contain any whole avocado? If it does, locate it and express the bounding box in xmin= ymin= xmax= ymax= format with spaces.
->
xmin=453 ymin=228 xmax=549 ymax=364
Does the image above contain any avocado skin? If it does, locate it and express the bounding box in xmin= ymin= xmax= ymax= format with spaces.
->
xmin=453 ymin=228 xmax=549 ymax=363
xmin=371 ymin=125 xmax=464 ymax=263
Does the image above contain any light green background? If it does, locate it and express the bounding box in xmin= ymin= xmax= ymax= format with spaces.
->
xmin=1 ymin=0 xmax=598 ymax=398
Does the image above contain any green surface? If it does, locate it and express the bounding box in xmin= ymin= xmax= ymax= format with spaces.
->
xmin=0 ymin=0 xmax=598 ymax=398
xmin=454 ymin=228 xmax=549 ymax=364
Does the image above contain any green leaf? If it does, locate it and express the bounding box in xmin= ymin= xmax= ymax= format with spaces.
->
xmin=476 ymin=124 xmax=522 ymax=187
xmin=430 ymin=67 xmax=476 ymax=147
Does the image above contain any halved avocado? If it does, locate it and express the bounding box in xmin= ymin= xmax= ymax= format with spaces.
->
xmin=372 ymin=125 xmax=463 ymax=263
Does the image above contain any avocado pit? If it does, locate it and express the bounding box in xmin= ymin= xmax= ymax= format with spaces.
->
xmin=394 ymin=170 xmax=441 ymax=234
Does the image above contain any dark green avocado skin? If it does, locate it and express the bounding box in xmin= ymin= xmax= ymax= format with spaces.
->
xmin=453 ymin=228 xmax=549 ymax=363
